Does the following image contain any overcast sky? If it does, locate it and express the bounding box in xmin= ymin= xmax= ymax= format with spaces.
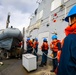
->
xmin=0 ymin=0 xmax=38 ymax=31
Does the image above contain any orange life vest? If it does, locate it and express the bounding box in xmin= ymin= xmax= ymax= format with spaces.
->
xmin=50 ymin=40 xmax=61 ymax=52
xmin=33 ymin=41 xmax=39 ymax=49
xmin=26 ymin=40 xmax=33 ymax=47
xmin=41 ymin=42 xmax=49 ymax=50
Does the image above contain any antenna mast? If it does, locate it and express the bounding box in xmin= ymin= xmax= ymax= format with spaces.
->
xmin=6 ymin=12 xmax=10 ymax=28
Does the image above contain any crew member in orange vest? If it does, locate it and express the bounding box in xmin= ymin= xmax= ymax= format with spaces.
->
xmin=55 ymin=39 xmax=63 ymax=74
xmin=50 ymin=35 xmax=61 ymax=72
xmin=26 ymin=38 xmax=33 ymax=53
xmin=39 ymin=38 xmax=49 ymax=67
xmin=33 ymin=38 xmax=39 ymax=61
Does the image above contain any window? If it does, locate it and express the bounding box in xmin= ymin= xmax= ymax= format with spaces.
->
xmin=51 ymin=0 xmax=62 ymax=11
xmin=36 ymin=10 xmax=43 ymax=20
xmin=39 ymin=10 xmax=43 ymax=19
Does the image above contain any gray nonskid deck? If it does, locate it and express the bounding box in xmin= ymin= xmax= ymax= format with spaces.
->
xmin=0 ymin=58 xmax=55 ymax=75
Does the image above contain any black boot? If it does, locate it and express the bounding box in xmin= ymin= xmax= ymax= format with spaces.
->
xmin=39 ymin=62 xmax=43 ymax=67
xmin=43 ymin=62 xmax=47 ymax=66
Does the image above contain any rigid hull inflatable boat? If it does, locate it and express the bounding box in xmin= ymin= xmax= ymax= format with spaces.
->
xmin=0 ymin=28 xmax=23 ymax=58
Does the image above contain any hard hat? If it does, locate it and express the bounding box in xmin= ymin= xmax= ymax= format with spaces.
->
xmin=52 ymin=35 xmax=57 ymax=40
xmin=27 ymin=38 xmax=30 ymax=41
xmin=35 ymin=38 xmax=38 ymax=41
xmin=43 ymin=38 xmax=47 ymax=41
xmin=65 ymin=5 xmax=76 ymax=22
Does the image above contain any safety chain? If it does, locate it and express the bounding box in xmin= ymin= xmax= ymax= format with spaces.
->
xmin=25 ymin=48 xmax=57 ymax=59
xmin=42 ymin=51 xmax=57 ymax=59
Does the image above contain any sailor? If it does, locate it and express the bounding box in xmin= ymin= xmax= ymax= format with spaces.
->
xmin=50 ymin=35 xmax=61 ymax=72
xmin=39 ymin=38 xmax=49 ymax=67
xmin=57 ymin=5 xmax=76 ymax=75
xmin=33 ymin=38 xmax=39 ymax=61
xmin=26 ymin=38 xmax=33 ymax=53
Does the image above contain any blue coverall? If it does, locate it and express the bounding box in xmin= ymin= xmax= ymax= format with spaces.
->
xmin=57 ymin=34 xmax=76 ymax=75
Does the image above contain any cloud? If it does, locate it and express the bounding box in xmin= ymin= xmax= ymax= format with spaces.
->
xmin=0 ymin=0 xmax=38 ymax=13
xmin=0 ymin=0 xmax=38 ymax=30
xmin=10 ymin=11 xmax=30 ymax=30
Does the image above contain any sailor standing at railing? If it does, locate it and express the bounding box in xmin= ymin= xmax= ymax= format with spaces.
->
xmin=26 ymin=38 xmax=33 ymax=53
xmin=50 ymin=35 xmax=61 ymax=72
xmin=39 ymin=38 xmax=49 ymax=67
xmin=33 ymin=38 xmax=39 ymax=61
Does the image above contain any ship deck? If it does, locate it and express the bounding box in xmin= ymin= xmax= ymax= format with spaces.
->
xmin=0 ymin=56 xmax=55 ymax=75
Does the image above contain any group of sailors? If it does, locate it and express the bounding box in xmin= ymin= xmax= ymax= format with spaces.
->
xmin=26 ymin=34 xmax=61 ymax=74
xmin=26 ymin=5 xmax=76 ymax=75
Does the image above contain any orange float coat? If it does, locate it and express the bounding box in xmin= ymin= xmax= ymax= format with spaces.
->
xmin=50 ymin=40 xmax=61 ymax=52
xmin=33 ymin=41 xmax=39 ymax=49
xmin=41 ymin=42 xmax=49 ymax=51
